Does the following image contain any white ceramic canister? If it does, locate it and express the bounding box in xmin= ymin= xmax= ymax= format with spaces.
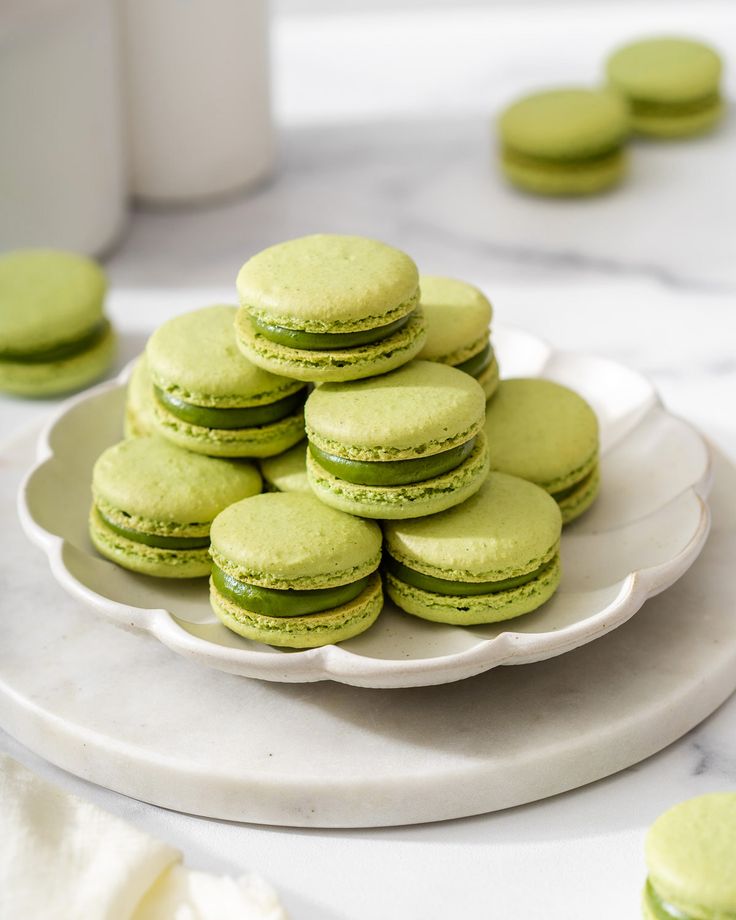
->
xmin=0 ymin=0 xmax=127 ymax=255
xmin=120 ymin=0 xmax=274 ymax=204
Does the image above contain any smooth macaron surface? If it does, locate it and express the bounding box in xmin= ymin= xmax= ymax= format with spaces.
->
xmin=210 ymin=492 xmax=382 ymax=590
xmin=417 ymin=276 xmax=492 ymax=365
xmin=306 ymin=360 xmax=486 ymax=461
xmin=259 ymin=442 xmax=310 ymax=494
xmin=484 ymin=378 xmax=599 ymax=494
xmin=645 ymin=794 xmax=736 ymax=918
xmin=236 ymin=234 xmax=419 ymax=333
xmin=0 ymin=249 xmax=107 ymax=355
xmin=124 ymin=354 xmax=156 ymax=438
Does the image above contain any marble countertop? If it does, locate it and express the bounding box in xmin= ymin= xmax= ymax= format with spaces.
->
xmin=2 ymin=2 xmax=736 ymax=918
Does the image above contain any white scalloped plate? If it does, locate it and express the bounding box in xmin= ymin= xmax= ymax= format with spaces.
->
xmin=17 ymin=326 xmax=712 ymax=688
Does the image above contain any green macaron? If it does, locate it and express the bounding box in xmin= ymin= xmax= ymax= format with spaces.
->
xmin=0 ymin=249 xmax=115 ymax=397
xmin=209 ymin=492 xmax=383 ymax=647
xmin=643 ymin=793 xmax=736 ymax=919
xmin=497 ymin=88 xmax=629 ymax=196
xmin=259 ymin=441 xmax=311 ymax=494
xmin=147 ymin=305 xmax=307 ymax=458
xmin=484 ymin=378 xmax=600 ymax=524
xmin=417 ymin=276 xmax=499 ymax=400
xmin=235 ymin=234 xmax=426 ymax=382
xmin=90 ymin=436 xmax=262 ymax=578
xmin=608 ymin=37 xmax=723 ymax=138
xmin=305 ymin=359 xmax=489 ymax=519
xmin=124 ymin=354 xmax=157 ymax=439
xmin=384 ymin=472 xmax=562 ymax=625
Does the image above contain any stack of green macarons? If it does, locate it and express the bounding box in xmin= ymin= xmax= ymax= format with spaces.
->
xmin=497 ymin=35 xmax=724 ymax=197
xmin=0 ymin=249 xmax=115 ymax=397
xmin=94 ymin=231 xmax=602 ymax=649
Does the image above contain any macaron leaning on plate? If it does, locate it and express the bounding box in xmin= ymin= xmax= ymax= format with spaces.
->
xmin=484 ymin=378 xmax=600 ymax=524
xmin=147 ymin=305 xmax=307 ymax=458
xmin=235 ymin=234 xmax=426 ymax=382
xmin=305 ymin=360 xmax=489 ymax=519
xmin=497 ymin=88 xmax=630 ymax=196
xmin=0 ymin=249 xmax=115 ymax=397
xmin=384 ymin=472 xmax=562 ymax=625
xmin=124 ymin=353 xmax=157 ymax=438
xmin=90 ymin=436 xmax=262 ymax=578
xmin=417 ymin=275 xmax=500 ymax=400
xmin=209 ymin=493 xmax=383 ymax=647
xmin=643 ymin=793 xmax=736 ymax=919
xmin=607 ymin=37 xmax=723 ymax=138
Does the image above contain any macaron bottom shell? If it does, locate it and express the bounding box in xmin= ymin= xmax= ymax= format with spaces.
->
xmin=0 ymin=323 xmax=116 ymax=397
xmin=556 ymin=463 xmax=600 ymax=524
xmin=631 ymin=97 xmax=723 ymax=137
xmin=89 ymin=505 xmax=212 ymax=578
xmin=501 ymin=148 xmax=626 ymax=196
xmin=385 ymin=554 xmax=561 ymax=625
xmin=306 ymin=432 xmax=490 ymax=519
xmin=152 ymin=399 xmax=306 ymax=458
xmin=476 ymin=353 xmax=500 ymax=400
xmin=235 ymin=308 xmax=427 ymax=383
xmin=210 ymin=571 xmax=384 ymax=648
xmin=641 ymin=880 xmax=698 ymax=920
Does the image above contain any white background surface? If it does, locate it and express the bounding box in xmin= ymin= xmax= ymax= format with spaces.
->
xmin=2 ymin=2 xmax=736 ymax=918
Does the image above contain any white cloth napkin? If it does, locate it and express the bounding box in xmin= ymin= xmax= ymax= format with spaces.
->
xmin=0 ymin=755 xmax=287 ymax=920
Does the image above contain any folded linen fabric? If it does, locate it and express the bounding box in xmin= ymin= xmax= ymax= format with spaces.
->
xmin=0 ymin=755 xmax=287 ymax=920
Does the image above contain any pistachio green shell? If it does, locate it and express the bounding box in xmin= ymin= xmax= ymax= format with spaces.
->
xmin=501 ymin=148 xmax=626 ymax=196
xmin=259 ymin=441 xmax=311 ymax=494
xmin=417 ymin=276 xmax=492 ymax=366
xmin=124 ymin=354 xmax=157 ymax=438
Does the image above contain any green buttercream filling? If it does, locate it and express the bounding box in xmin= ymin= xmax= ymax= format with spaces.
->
xmin=154 ymin=386 xmax=306 ymax=429
xmin=0 ymin=319 xmax=109 ymax=363
xmin=309 ymin=437 xmax=477 ymax=486
xmin=455 ymin=343 xmax=493 ymax=379
xmin=97 ymin=507 xmax=210 ymax=550
xmin=251 ymin=311 xmax=413 ymax=350
xmin=632 ymin=93 xmax=720 ymax=118
xmin=503 ymin=146 xmax=622 ymax=170
xmin=211 ymin=565 xmax=371 ymax=617
xmin=385 ymin=554 xmax=553 ymax=596
xmin=644 ymin=881 xmax=695 ymax=920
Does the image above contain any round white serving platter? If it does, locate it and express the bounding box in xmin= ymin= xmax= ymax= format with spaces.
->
xmin=2 ymin=428 xmax=736 ymax=827
xmin=17 ymin=327 xmax=712 ymax=688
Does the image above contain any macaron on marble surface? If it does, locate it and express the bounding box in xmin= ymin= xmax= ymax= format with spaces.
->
xmin=124 ymin=354 xmax=156 ymax=439
xmin=305 ymin=360 xmax=489 ymax=519
xmin=259 ymin=441 xmax=310 ymax=494
xmin=384 ymin=472 xmax=562 ymax=625
xmin=483 ymin=378 xmax=600 ymax=524
xmin=90 ymin=436 xmax=262 ymax=578
xmin=417 ymin=275 xmax=499 ymax=400
xmin=209 ymin=493 xmax=383 ymax=647
xmin=147 ymin=305 xmax=307 ymax=458
xmin=607 ymin=37 xmax=723 ymax=138
xmin=0 ymin=249 xmax=115 ymax=397
xmin=643 ymin=793 xmax=736 ymax=919
xmin=497 ymin=88 xmax=629 ymax=196
xmin=235 ymin=234 xmax=426 ymax=382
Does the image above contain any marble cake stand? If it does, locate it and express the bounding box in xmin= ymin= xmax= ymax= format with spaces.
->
xmin=2 ymin=427 xmax=735 ymax=828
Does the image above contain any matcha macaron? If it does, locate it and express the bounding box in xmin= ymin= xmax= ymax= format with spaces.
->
xmin=643 ymin=793 xmax=736 ymax=919
xmin=147 ymin=305 xmax=307 ymax=458
xmin=124 ymin=354 xmax=156 ymax=438
xmin=235 ymin=234 xmax=426 ymax=382
xmin=90 ymin=436 xmax=262 ymax=578
xmin=384 ymin=472 xmax=562 ymax=625
xmin=608 ymin=37 xmax=723 ymax=138
xmin=484 ymin=378 xmax=600 ymax=524
xmin=0 ymin=249 xmax=115 ymax=397
xmin=259 ymin=441 xmax=311 ymax=494
xmin=209 ymin=493 xmax=383 ymax=647
xmin=305 ymin=360 xmax=489 ymax=519
xmin=417 ymin=276 xmax=499 ymax=400
xmin=498 ymin=88 xmax=629 ymax=196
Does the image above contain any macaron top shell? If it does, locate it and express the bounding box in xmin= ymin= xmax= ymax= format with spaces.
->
xmin=607 ymin=37 xmax=722 ymax=104
xmin=210 ymin=492 xmax=382 ymax=589
xmin=646 ymin=793 xmax=736 ymax=915
xmin=236 ymin=234 xmax=420 ymax=333
xmin=305 ymin=360 xmax=486 ymax=461
xmin=484 ymin=378 xmax=599 ymax=492
xmin=147 ymin=305 xmax=303 ymax=407
xmin=418 ymin=276 xmax=492 ymax=363
xmin=0 ymin=249 xmax=106 ymax=354
xmin=498 ymin=88 xmax=629 ymax=160
xmin=385 ymin=472 xmax=561 ymax=582
xmin=93 ymin=437 xmax=262 ymax=528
